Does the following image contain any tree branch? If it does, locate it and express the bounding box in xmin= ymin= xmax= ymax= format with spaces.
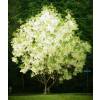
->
xmin=48 ymin=74 xmax=58 ymax=89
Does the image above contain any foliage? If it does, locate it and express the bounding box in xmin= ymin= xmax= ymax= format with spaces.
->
xmin=11 ymin=5 xmax=91 ymax=88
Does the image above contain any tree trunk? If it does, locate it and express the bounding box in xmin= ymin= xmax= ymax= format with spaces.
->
xmin=47 ymin=87 xmax=50 ymax=93
xmin=44 ymin=85 xmax=51 ymax=94
xmin=44 ymin=84 xmax=47 ymax=94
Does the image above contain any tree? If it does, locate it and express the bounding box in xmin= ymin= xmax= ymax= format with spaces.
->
xmin=11 ymin=6 xmax=91 ymax=94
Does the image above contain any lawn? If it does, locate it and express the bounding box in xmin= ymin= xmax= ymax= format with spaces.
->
xmin=9 ymin=93 xmax=92 ymax=100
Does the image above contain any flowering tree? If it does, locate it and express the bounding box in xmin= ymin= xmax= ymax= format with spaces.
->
xmin=11 ymin=6 xmax=91 ymax=94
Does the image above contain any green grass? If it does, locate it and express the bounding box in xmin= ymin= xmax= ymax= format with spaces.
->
xmin=9 ymin=93 xmax=92 ymax=100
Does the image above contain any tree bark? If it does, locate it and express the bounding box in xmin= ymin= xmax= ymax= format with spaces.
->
xmin=44 ymin=85 xmax=51 ymax=94
xmin=43 ymin=75 xmax=57 ymax=94
xmin=44 ymin=84 xmax=47 ymax=94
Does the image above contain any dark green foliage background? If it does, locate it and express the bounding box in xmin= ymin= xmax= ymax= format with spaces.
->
xmin=8 ymin=0 xmax=93 ymax=93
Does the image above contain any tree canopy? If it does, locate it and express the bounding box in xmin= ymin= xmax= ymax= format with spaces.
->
xmin=11 ymin=6 xmax=91 ymax=93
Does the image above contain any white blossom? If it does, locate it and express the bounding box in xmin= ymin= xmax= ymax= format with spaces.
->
xmin=11 ymin=6 xmax=91 ymax=80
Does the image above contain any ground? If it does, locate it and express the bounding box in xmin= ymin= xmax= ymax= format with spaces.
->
xmin=9 ymin=93 xmax=92 ymax=100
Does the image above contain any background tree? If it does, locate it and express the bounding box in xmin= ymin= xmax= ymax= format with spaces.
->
xmin=11 ymin=6 xmax=91 ymax=94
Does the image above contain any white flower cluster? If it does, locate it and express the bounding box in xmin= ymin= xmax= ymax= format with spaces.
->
xmin=11 ymin=6 xmax=91 ymax=77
